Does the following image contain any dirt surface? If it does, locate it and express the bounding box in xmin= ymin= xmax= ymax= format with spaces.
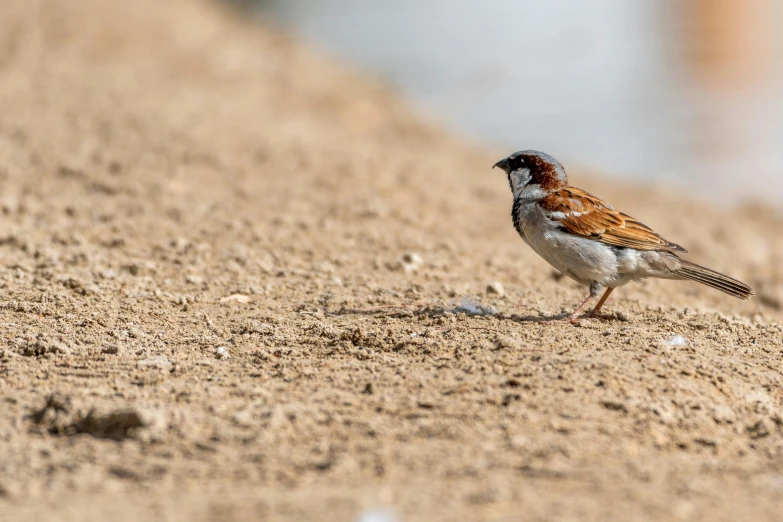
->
xmin=2 ymin=1 xmax=783 ymax=521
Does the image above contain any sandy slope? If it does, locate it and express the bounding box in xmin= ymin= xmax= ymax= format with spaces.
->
xmin=1 ymin=1 xmax=783 ymax=521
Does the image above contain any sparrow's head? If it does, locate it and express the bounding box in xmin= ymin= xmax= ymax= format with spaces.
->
xmin=493 ymin=150 xmax=567 ymax=195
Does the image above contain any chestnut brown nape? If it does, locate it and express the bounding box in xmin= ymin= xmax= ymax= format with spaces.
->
xmin=497 ymin=150 xmax=568 ymax=190
xmin=518 ymin=152 xmax=568 ymax=190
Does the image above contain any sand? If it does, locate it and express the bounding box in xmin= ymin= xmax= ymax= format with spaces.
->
xmin=1 ymin=1 xmax=783 ymax=521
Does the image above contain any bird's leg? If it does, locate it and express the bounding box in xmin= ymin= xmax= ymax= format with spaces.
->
xmin=568 ymin=295 xmax=594 ymax=324
xmin=568 ymin=282 xmax=602 ymax=324
xmin=586 ymin=287 xmax=615 ymax=317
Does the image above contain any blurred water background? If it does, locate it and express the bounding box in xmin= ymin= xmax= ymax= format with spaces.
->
xmin=241 ymin=0 xmax=783 ymax=205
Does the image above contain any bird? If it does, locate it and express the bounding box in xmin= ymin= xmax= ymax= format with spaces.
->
xmin=493 ymin=150 xmax=754 ymax=323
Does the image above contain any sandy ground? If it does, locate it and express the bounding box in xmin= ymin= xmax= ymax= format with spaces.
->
xmin=1 ymin=1 xmax=783 ymax=521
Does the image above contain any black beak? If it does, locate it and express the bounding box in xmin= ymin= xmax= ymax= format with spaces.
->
xmin=493 ymin=158 xmax=509 ymax=172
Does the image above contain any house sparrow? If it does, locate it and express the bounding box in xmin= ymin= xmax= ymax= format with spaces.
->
xmin=493 ymin=150 xmax=754 ymax=323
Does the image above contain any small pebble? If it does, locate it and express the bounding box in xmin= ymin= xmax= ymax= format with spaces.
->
xmin=666 ymin=334 xmax=687 ymax=347
xmin=102 ymin=344 xmax=121 ymax=355
xmin=356 ymin=509 xmax=397 ymax=522
xmin=186 ymin=274 xmax=205 ymax=285
xmin=400 ymin=252 xmax=423 ymax=273
xmin=214 ymin=346 xmax=231 ymax=360
xmin=232 ymin=409 xmax=252 ymax=427
xmin=486 ymin=281 xmax=505 ymax=297
xmin=220 ymin=294 xmax=251 ymax=304
xmin=712 ymin=404 xmax=736 ymax=424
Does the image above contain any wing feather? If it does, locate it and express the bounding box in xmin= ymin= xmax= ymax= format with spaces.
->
xmin=539 ymin=188 xmax=687 ymax=253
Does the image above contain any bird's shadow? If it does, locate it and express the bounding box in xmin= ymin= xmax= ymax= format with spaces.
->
xmin=501 ymin=311 xmax=626 ymax=324
xmin=329 ymin=304 xmax=625 ymax=324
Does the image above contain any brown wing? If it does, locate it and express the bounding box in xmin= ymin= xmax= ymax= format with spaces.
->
xmin=539 ymin=187 xmax=687 ymax=253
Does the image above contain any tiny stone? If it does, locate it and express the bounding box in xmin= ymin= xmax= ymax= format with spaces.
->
xmin=486 ymin=281 xmax=505 ymax=297
xmin=232 ymin=409 xmax=253 ymax=427
xmin=400 ymin=252 xmax=423 ymax=273
xmin=712 ymin=404 xmax=736 ymax=424
xmin=666 ymin=334 xmax=687 ymax=346
xmin=652 ymin=403 xmax=676 ymax=425
xmin=102 ymin=344 xmax=121 ymax=355
xmin=186 ymin=274 xmax=205 ymax=285
xmin=694 ymin=437 xmax=718 ymax=447
xmin=356 ymin=508 xmax=397 ymax=522
xmin=401 ymin=252 xmax=421 ymax=265
xmin=127 ymin=325 xmax=145 ymax=338
xmin=220 ymin=294 xmax=251 ymax=304
xmin=214 ymin=346 xmax=231 ymax=360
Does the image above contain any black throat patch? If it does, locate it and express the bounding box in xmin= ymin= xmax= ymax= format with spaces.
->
xmin=511 ymin=196 xmax=523 ymax=239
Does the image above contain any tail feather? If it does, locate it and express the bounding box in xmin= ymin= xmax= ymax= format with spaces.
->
xmin=674 ymin=260 xmax=754 ymax=300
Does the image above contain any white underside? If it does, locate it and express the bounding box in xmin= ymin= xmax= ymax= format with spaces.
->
xmin=515 ymin=197 xmax=682 ymax=289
